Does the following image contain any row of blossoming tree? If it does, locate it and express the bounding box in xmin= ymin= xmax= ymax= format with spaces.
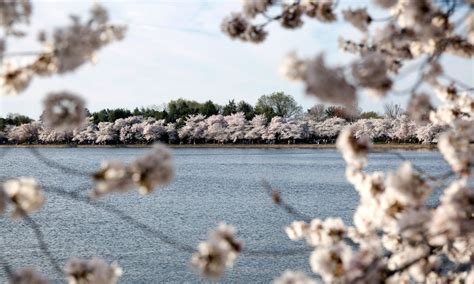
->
xmin=2 ymin=111 xmax=451 ymax=145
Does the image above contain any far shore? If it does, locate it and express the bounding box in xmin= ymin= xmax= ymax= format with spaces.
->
xmin=0 ymin=143 xmax=447 ymax=150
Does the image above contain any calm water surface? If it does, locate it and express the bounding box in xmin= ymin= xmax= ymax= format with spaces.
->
xmin=0 ymin=147 xmax=452 ymax=283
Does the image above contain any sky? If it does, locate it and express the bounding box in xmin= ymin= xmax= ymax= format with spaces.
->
xmin=0 ymin=0 xmax=473 ymax=119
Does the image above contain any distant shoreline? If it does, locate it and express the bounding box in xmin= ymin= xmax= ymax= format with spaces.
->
xmin=0 ymin=143 xmax=442 ymax=150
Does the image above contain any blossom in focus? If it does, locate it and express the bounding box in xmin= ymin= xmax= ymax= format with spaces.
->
xmin=130 ymin=143 xmax=175 ymax=194
xmin=285 ymin=220 xmax=309 ymax=241
xmin=65 ymin=257 xmax=122 ymax=284
xmin=342 ymin=8 xmax=372 ymax=32
xmin=273 ymin=270 xmax=319 ymax=284
xmin=9 ymin=267 xmax=49 ymax=284
xmin=42 ymin=91 xmax=87 ymax=130
xmin=2 ymin=177 xmax=45 ymax=219
xmin=310 ymin=243 xmax=352 ymax=283
xmin=191 ymin=223 xmax=242 ymax=279
xmin=336 ymin=127 xmax=371 ymax=170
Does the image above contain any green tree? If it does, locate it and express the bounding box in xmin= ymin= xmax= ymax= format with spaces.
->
xmin=359 ymin=111 xmax=381 ymax=119
xmin=222 ymin=99 xmax=237 ymax=116
xmin=199 ymin=100 xmax=219 ymax=117
xmin=255 ymin=92 xmax=302 ymax=119
xmin=167 ymin=99 xmax=201 ymax=122
xmin=236 ymin=100 xmax=255 ymax=120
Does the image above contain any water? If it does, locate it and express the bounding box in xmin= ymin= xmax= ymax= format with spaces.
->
xmin=0 ymin=147 xmax=451 ymax=283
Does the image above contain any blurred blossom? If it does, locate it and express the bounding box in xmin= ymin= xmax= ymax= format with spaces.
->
xmin=429 ymin=178 xmax=474 ymax=246
xmin=2 ymin=177 xmax=44 ymax=219
xmin=300 ymin=0 xmax=336 ymax=22
xmin=130 ymin=143 xmax=175 ymax=194
xmin=241 ymin=0 xmax=272 ymax=18
xmin=92 ymin=161 xmax=134 ymax=198
xmin=0 ymin=61 xmax=33 ymax=95
xmin=336 ymin=127 xmax=371 ymax=170
xmin=273 ymin=271 xmax=319 ymax=284
xmin=0 ymin=0 xmax=32 ymax=34
xmin=342 ymin=8 xmax=372 ymax=32
xmin=43 ymin=91 xmax=86 ymax=130
xmin=385 ymin=162 xmax=431 ymax=207
xmin=280 ymin=52 xmax=306 ymax=81
xmin=191 ymin=223 xmax=242 ymax=279
xmin=0 ymin=3 xmax=126 ymax=96
xmin=9 ymin=267 xmax=49 ymax=284
xmin=65 ymin=257 xmax=122 ymax=284
xmin=243 ymin=25 xmax=267 ymax=43
xmin=92 ymin=144 xmax=175 ymax=197
xmin=280 ymin=4 xmax=304 ymax=29
xmin=407 ymin=94 xmax=433 ymax=125
xmin=221 ymin=13 xmax=249 ymax=40
xmin=351 ymin=53 xmax=393 ymax=98
xmin=304 ymin=54 xmax=357 ymax=110
xmin=438 ymin=131 xmax=471 ymax=175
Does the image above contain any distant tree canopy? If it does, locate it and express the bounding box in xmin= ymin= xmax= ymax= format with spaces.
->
xmin=255 ymin=92 xmax=303 ymax=120
xmin=360 ymin=111 xmax=382 ymax=119
xmin=92 ymin=108 xmax=133 ymax=124
xmin=0 ymin=114 xmax=33 ymax=131
xmin=2 ymin=93 xmax=386 ymax=128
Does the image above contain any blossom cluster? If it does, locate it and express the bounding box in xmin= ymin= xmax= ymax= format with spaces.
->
xmin=0 ymin=177 xmax=44 ymax=219
xmin=0 ymin=3 xmax=126 ymax=95
xmin=191 ymin=223 xmax=243 ymax=279
xmin=217 ymin=0 xmax=474 ymax=282
xmin=92 ymin=143 xmax=175 ymax=197
xmin=10 ymin=257 xmax=122 ymax=284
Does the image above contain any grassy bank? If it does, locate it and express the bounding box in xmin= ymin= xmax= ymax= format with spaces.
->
xmin=0 ymin=143 xmax=444 ymax=150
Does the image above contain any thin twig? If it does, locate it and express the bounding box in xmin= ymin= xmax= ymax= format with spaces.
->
xmin=0 ymin=256 xmax=13 ymax=279
xmin=45 ymin=186 xmax=310 ymax=257
xmin=261 ymin=179 xmax=312 ymax=223
xmin=22 ymin=214 xmax=63 ymax=276
xmin=28 ymin=147 xmax=94 ymax=177
xmin=44 ymin=186 xmax=196 ymax=253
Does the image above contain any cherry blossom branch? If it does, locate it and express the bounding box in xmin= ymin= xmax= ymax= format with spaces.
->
xmin=261 ymin=180 xmax=312 ymax=223
xmin=0 ymin=256 xmax=13 ymax=279
xmin=44 ymin=185 xmax=310 ymax=257
xmin=22 ymin=214 xmax=63 ymax=276
xmin=28 ymin=147 xmax=94 ymax=177
xmin=1 ymin=51 xmax=44 ymax=57
xmin=44 ymin=186 xmax=196 ymax=253
xmin=441 ymin=73 xmax=474 ymax=90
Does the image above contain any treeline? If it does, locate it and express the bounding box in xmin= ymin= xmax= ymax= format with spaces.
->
xmin=2 ymin=92 xmax=442 ymax=145
xmin=2 ymin=92 xmax=390 ymax=132
xmin=87 ymin=92 xmax=309 ymax=125
xmin=1 ymin=112 xmax=447 ymax=145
